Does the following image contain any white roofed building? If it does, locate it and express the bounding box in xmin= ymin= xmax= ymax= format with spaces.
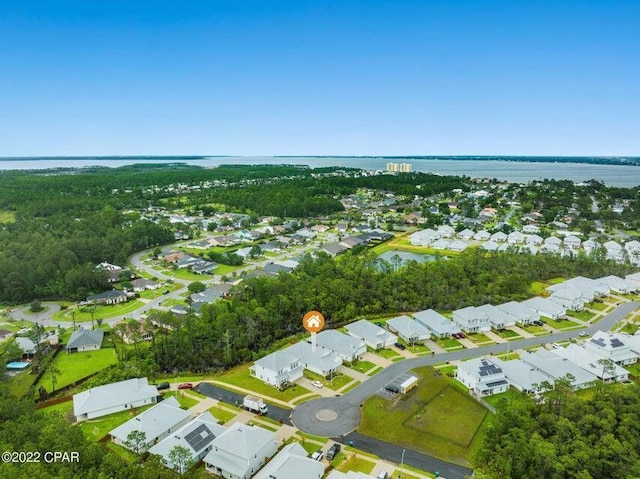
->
xmin=345 ymin=320 xmax=397 ymax=349
xmin=452 ymin=306 xmax=491 ymax=333
xmin=585 ymin=331 xmax=637 ymax=365
xmin=412 ymin=309 xmax=461 ymax=338
xmin=456 ymin=357 xmax=509 ymax=396
xmin=495 ymin=301 xmax=540 ymax=326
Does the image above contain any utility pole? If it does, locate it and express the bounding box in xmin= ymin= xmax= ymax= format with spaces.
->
xmin=400 ymin=448 xmax=405 ymax=478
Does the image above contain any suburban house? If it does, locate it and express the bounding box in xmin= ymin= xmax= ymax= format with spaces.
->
xmin=386 ymin=315 xmax=430 ymax=344
xmin=249 ymin=350 xmax=303 ymax=389
xmin=66 ymin=328 xmax=104 ymax=353
xmin=551 ymin=344 xmax=629 ymax=382
xmin=603 ymin=240 xmax=625 ymax=262
xmin=96 ymin=262 xmax=125 ymax=283
xmin=345 ymin=319 xmax=397 ymax=349
xmin=584 ymin=331 xmax=638 ymax=365
xmin=475 ymin=304 xmax=516 ymax=330
xmin=412 ymin=309 xmax=460 ymax=338
xmin=130 ymin=278 xmax=161 ymax=292
xmin=473 ymin=230 xmax=491 ymax=241
xmin=315 ymin=330 xmax=366 ymax=362
xmin=408 ymin=228 xmax=439 ymax=246
xmin=109 ymin=396 xmax=191 ymax=452
xmin=490 ymin=231 xmax=507 ymax=243
xmin=520 ymin=297 xmax=566 ymax=319
xmin=284 ymin=341 xmax=342 ymax=378
xmin=456 ymin=357 xmax=509 ymax=396
xmin=507 ymin=231 xmax=525 ymax=244
xmin=451 ymin=306 xmax=491 ymax=333
xmin=520 ymin=349 xmax=598 ymax=390
xmin=564 ymin=235 xmax=581 ymax=249
xmin=253 ymin=442 xmax=325 ymax=479
xmin=627 ymin=272 xmax=640 ymax=288
xmin=149 ymin=411 xmax=226 ymax=474
xmin=86 ymin=290 xmax=128 ymax=305
xmin=16 ymin=337 xmax=39 ymax=357
xmin=489 ymin=357 xmax=548 ymax=394
xmin=73 ymin=377 xmax=159 ymax=422
xmin=203 ymin=423 xmax=277 ymax=479
xmin=549 ymin=286 xmax=588 ymax=311
xmin=596 ymin=275 xmax=637 ymax=294
xmin=495 ymin=301 xmax=539 ymax=326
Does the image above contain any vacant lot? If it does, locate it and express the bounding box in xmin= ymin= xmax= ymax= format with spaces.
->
xmin=359 ymin=366 xmax=488 ymax=466
xmin=216 ymin=364 xmax=311 ymax=402
xmin=37 ymin=348 xmax=118 ymax=391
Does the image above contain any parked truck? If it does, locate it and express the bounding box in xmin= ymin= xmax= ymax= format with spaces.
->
xmin=243 ymin=395 xmax=268 ymax=415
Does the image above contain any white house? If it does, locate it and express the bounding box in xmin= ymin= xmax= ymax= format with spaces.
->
xmin=507 ymin=231 xmax=525 ymax=244
xmin=495 ymin=301 xmax=540 ymax=326
xmin=482 ymin=241 xmax=499 ymax=252
xmin=525 ymin=234 xmax=543 ymax=245
xmin=447 ymin=240 xmax=469 ymax=252
xmin=149 ymin=412 xmax=226 ymax=474
xmin=437 ymin=225 xmax=455 ymax=238
xmin=551 ymin=344 xmax=628 ymax=382
xmin=563 ymin=235 xmax=581 ymax=249
xmin=473 ymin=230 xmax=491 ymax=241
xmin=73 ymin=377 xmax=159 ymax=422
xmin=584 ymin=331 xmax=637 ymax=365
xmin=345 ymin=320 xmax=397 ymax=349
xmin=66 ymin=328 xmax=104 ymax=353
xmin=475 ymin=304 xmax=516 ymax=330
xmin=490 ymin=231 xmax=507 ymax=243
xmin=386 ymin=315 xmax=430 ymax=344
xmin=203 ymin=423 xmax=277 ymax=479
xmin=110 ymin=396 xmax=191 ymax=452
xmin=582 ymin=239 xmax=599 ymax=254
xmin=456 ymin=357 xmax=509 ymax=396
xmin=603 ymin=240 xmax=624 ymax=262
xmin=253 ymin=442 xmax=325 ymax=479
xmin=522 ymin=224 xmax=540 ymax=234
xmin=457 ymin=228 xmax=475 ymax=240
xmin=626 ymin=272 xmax=640 ymax=288
xmin=408 ymin=229 xmax=439 ymax=246
xmin=549 ymin=286 xmax=588 ymax=311
xmin=451 ymin=306 xmax=491 ymax=333
xmin=284 ymin=341 xmax=342 ymax=377
xmin=520 ymin=297 xmax=565 ymax=319
xmin=490 ymin=357 xmax=548 ymax=394
xmin=596 ymin=275 xmax=637 ymax=294
xmin=520 ymin=349 xmax=597 ymax=390
xmin=412 ymin=309 xmax=461 ymax=338
xmin=315 ymin=330 xmax=367 ymax=362
xmin=250 ymin=350 xmax=303 ymax=389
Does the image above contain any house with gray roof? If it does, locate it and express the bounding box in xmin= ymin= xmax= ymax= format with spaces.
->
xmin=203 ymin=423 xmax=277 ymax=479
xmin=596 ymin=275 xmax=637 ymax=294
xmin=149 ymin=411 xmax=226 ymax=474
xmin=16 ymin=337 xmax=38 ymax=356
xmin=549 ymin=286 xmax=588 ymax=311
xmin=315 ymin=330 xmax=366 ymax=362
xmin=452 ymin=306 xmax=491 ymax=333
xmin=345 ymin=319 xmax=398 ymax=349
xmin=110 ymin=396 xmax=191 ymax=452
xmin=386 ymin=315 xmax=430 ymax=344
xmin=495 ymin=301 xmax=539 ymax=326
xmin=520 ymin=349 xmax=597 ymax=390
xmin=322 ymin=242 xmax=348 ymax=257
xmin=253 ymin=442 xmax=325 ymax=479
xmin=475 ymin=304 xmax=516 ymax=330
xmin=263 ymin=263 xmax=293 ymax=275
xmin=490 ymin=357 xmax=548 ymax=394
xmin=456 ymin=357 xmax=509 ymax=396
xmin=130 ymin=278 xmax=161 ymax=292
xmin=412 ymin=309 xmax=460 ymax=338
xmin=551 ymin=344 xmax=628 ymax=382
xmin=520 ymin=297 xmax=565 ymax=319
xmin=66 ymin=327 xmax=104 ymax=353
xmin=86 ymin=289 xmax=128 ymax=305
xmin=627 ymin=272 xmax=640 ymax=288
xmin=585 ymin=331 xmax=637 ymax=365
xmin=284 ymin=341 xmax=342 ymax=377
xmin=73 ymin=377 xmax=159 ymax=422
xmin=249 ymin=350 xmax=303 ymax=389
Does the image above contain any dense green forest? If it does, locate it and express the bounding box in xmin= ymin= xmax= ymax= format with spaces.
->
xmin=476 ymin=383 xmax=640 ymax=478
xmin=149 ymin=249 xmax=634 ymax=371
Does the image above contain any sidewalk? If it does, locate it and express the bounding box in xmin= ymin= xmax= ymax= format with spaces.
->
xmin=482 ymin=330 xmax=507 ymax=344
xmin=509 ymin=325 xmax=534 ymax=338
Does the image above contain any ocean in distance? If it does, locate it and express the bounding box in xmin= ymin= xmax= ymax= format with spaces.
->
xmin=0 ymin=156 xmax=638 ymax=187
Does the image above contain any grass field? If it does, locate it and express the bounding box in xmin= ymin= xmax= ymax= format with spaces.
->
xmin=333 ymin=453 xmax=376 ymax=474
xmin=303 ymin=370 xmax=353 ymax=390
xmin=620 ymin=323 xmax=639 ymax=335
xmin=436 ymin=337 xmax=464 ymax=350
xmin=522 ymin=324 xmax=549 ymax=335
xmin=586 ymin=301 xmax=609 ymax=311
xmin=375 ymin=348 xmax=404 ymax=361
xmin=340 ymin=380 xmax=361 ymax=393
xmin=368 ymin=366 xmax=384 ymax=376
xmin=495 ymin=329 xmax=520 ymax=339
xmin=0 ymin=210 xmax=16 ymax=223
xmin=162 ymin=391 xmax=199 ymax=409
xmin=466 ymin=333 xmax=494 ymax=345
xmin=565 ymin=310 xmax=596 ymax=321
xmin=53 ymin=301 xmax=145 ymax=322
xmin=37 ymin=348 xmax=118 ymax=391
xmin=78 ymin=405 xmax=153 ymax=442
xmin=358 ymin=366 xmax=487 ymax=466
xmin=351 ymin=360 xmax=377 ymax=374
xmin=542 ymin=316 xmax=580 ymax=330
xmin=215 ymin=364 xmax=311 ymax=402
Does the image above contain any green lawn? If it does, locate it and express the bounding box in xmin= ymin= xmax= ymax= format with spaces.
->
xmin=209 ymin=406 xmax=238 ymax=423
xmin=38 ymin=400 xmax=74 ymax=417
xmin=106 ymin=442 xmax=139 ymax=463
xmin=367 ymin=366 xmax=384 ymax=376
xmin=215 ymin=364 xmax=311 ymax=402
xmin=78 ymin=405 xmax=153 ymax=442
xmin=542 ymin=316 xmax=580 ymax=330
xmin=53 ymin=301 xmax=145 ymax=322
xmin=625 ymin=362 xmax=640 ymax=379
xmin=350 ymin=360 xmax=377 ymax=374
xmin=37 ymin=348 xmax=118 ymax=391
xmin=565 ymin=310 xmax=596 ymax=321
xmin=620 ymin=323 xmax=639 ymax=335
xmin=528 ymin=281 xmax=548 ymax=295
xmin=333 ymin=453 xmax=376 ymax=474
xmin=375 ymin=348 xmax=403 ymax=360
xmin=586 ymin=301 xmax=609 ymax=311
xmin=358 ymin=367 xmax=487 ymax=466
xmin=340 ymin=380 xmax=361 ymax=393
xmin=495 ymin=329 xmax=520 ymax=339
xmin=466 ymin=333 xmax=493 ymax=345
xmin=162 ymin=391 xmax=199 ymax=409
xmin=303 ymin=370 xmax=353 ymax=391
xmin=436 ymin=337 xmax=464 ymax=350
xmin=406 ymin=343 xmax=431 ymax=355
xmin=522 ymin=324 xmax=549 ymax=335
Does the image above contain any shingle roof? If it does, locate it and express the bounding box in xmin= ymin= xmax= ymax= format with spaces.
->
xmin=73 ymin=377 xmax=158 ymax=416
xmin=66 ymin=328 xmax=104 ymax=350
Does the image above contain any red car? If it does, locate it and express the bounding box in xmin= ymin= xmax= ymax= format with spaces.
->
xmin=177 ymin=383 xmax=193 ymax=390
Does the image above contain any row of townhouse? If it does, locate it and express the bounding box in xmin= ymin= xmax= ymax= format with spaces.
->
xmin=457 ymin=330 xmax=640 ymax=397
xmin=548 ymin=275 xmax=639 ymax=311
xmin=250 ymin=330 xmax=367 ymax=388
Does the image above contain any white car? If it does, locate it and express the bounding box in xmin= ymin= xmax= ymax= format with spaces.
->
xmin=579 ymin=332 xmax=589 ymax=337
xmin=311 ymin=380 xmax=324 ymax=388
xmin=311 ymin=450 xmax=324 ymax=461
xmin=551 ymin=343 xmax=561 ymax=349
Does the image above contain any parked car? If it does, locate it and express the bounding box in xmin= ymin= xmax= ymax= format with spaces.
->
xmin=533 ymin=320 xmax=544 ymax=326
xmin=156 ymin=382 xmax=170 ymax=391
xmin=311 ymin=450 xmax=324 ymax=461
xmin=311 ymin=380 xmax=324 ymax=388
xmin=178 ymin=382 xmax=193 ymax=389
xmin=385 ymin=384 xmax=400 ymax=394
xmin=551 ymin=343 xmax=561 ymax=349
xmin=394 ymin=342 xmax=406 ymax=350
xmin=377 ymin=472 xmax=389 ymax=479
xmin=326 ymin=443 xmax=341 ymax=460
xmin=579 ymin=332 xmax=589 ymax=337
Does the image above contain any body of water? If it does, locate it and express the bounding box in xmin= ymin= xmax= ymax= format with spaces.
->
xmin=0 ymin=156 xmax=638 ymax=187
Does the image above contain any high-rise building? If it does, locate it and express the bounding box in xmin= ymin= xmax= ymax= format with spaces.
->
xmin=386 ymin=162 xmax=413 ymax=173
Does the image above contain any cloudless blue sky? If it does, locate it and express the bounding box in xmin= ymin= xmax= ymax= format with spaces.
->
xmin=1 ymin=0 xmax=638 ymax=156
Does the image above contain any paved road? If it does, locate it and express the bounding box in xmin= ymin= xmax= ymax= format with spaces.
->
xmin=342 ymin=432 xmax=473 ymax=479
xmin=292 ymin=300 xmax=640 ymax=437
xmin=194 ymin=382 xmax=293 ymax=425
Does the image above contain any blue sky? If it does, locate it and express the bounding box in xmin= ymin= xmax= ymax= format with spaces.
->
xmin=1 ymin=1 xmax=638 ymax=156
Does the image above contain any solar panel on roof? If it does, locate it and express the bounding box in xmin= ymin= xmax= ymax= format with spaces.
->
xmin=610 ymin=339 xmax=624 ymax=348
xmin=184 ymin=423 xmax=215 ymax=452
xmin=590 ymin=338 xmax=605 ymax=346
